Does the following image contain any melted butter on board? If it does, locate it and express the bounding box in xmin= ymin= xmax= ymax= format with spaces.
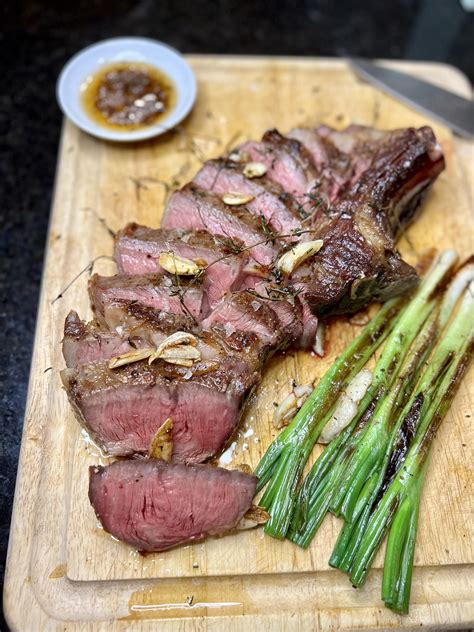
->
xmin=80 ymin=62 xmax=177 ymax=131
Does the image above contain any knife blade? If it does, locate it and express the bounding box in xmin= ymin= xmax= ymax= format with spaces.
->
xmin=348 ymin=58 xmax=474 ymax=140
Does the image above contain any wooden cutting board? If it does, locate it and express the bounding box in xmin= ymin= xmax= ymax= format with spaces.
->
xmin=4 ymin=57 xmax=473 ymax=631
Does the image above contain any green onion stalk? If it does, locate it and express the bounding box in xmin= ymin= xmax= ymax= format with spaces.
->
xmin=381 ymin=344 xmax=470 ymax=615
xmin=287 ymin=251 xmax=457 ymax=546
xmin=329 ymin=316 xmax=445 ymax=573
xmin=255 ymin=297 xmax=402 ymax=538
xmin=289 ymin=304 xmax=438 ymax=548
xmin=381 ymin=459 xmax=427 ymax=614
xmin=328 ymin=251 xmax=457 ymax=522
xmin=348 ymin=279 xmax=473 ymax=608
xmin=329 ymin=262 xmax=474 ymax=573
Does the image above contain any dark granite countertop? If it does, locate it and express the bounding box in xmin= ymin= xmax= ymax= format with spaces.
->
xmin=1 ymin=1 xmax=472 ymax=628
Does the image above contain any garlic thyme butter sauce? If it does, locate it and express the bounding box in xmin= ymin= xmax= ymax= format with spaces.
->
xmin=81 ymin=62 xmax=176 ymax=131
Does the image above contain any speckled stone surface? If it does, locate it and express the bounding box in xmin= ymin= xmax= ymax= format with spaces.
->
xmin=1 ymin=1 xmax=472 ymax=627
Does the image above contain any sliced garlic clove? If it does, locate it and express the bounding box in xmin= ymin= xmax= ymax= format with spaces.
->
xmin=313 ymin=321 xmax=325 ymax=357
xmin=158 ymin=251 xmax=202 ymax=276
xmin=155 ymin=345 xmax=201 ymax=366
xmin=319 ymin=396 xmax=358 ymax=444
xmin=149 ymin=331 xmax=201 ymax=367
xmin=243 ymin=162 xmax=267 ymax=178
xmin=236 ymin=504 xmax=270 ymax=530
xmin=273 ymin=392 xmax=298 ymax=429
xmin=157 ymin=331 xmax=198 ymax=350
xmin=273 ymin=381 xmax=315 ymax=429
xmin=149 ymin=417 xmax=173 ymax=462
xmin=222 ymin=192 xmax=255 ymax=206
xmin=276 ymin=239 xmax=324 ymax=275
xmin=294 ymin=384 xmax=313 ymax=400
xmin=345 ymin=368 xmax=373 ymax=403
xmin=228 ymin=150 xmax=250 ymax=163
xmin=108 ymin=347 xmax=153 ymax=369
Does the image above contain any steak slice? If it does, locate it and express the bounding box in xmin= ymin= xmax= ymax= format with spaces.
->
xmin=162 ymin=184 xmax=277 ymax=266
xmin=89 ymin=272 xmax=205 ymax=326
xmin=193 ymin=158 xmax=303 ymax=235
xmin=89 ymin=460 xmax=257 ymax=552
xmin=62 ymin=310 xmax=152 ymax=368
xmin=91 ymin=298 xmax=197 ymax=334
xmin=239 ymin=129 xmax=319 ymax=199
xmin=62 ymin=310 xmax=226 ymax=369
xmin=202 ymin=290 xmax=287 ymax=349
xmin=114 ymin=224 xmax=249 ymax=308
xmin=61 ymin=351 xmax=259 ymax=462
xmin=288 ymin=127 xmax=364 ymax=204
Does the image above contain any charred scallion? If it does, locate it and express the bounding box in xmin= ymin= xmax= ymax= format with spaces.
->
xmin=255 ymin=297 xmax=403 ymax=538
xmin=257 ymin=250 xmax=473 ymax=615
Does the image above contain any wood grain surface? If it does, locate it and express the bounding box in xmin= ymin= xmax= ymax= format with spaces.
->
xmin=4 ymin=57 xmax=473 ymax=631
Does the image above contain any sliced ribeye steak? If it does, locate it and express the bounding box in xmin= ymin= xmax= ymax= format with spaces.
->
xmin=61 ymin=350 xmax=259 ymax=462
xmin=239 ymin=129 xmax=318 ymax=200
xmin=193 ymin=158 xmax=303 ymax=235
xmin=60 ymin=123 xmax=446 ymax=496
xmin=162 ymin=184 xmax=278 ymax=266
xmin=89 ymin=272 xmax=206 ymax=327
xmin=114 ymin=224 xmax=249 ymax=307
xmin=89 ymin=460 xmax=257 ymax=552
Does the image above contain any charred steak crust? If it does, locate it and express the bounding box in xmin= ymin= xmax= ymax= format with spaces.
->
xmin=346 ymin=126 xmax=445 ymax=237
xmin=89 ymin=460 xmax=257 ymax=552
xmin=292 ymin=205 xmax=419 ymax=316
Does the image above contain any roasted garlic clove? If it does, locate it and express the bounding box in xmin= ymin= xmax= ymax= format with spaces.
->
xmin=159 ymin=251 xmax=203 ymax=276
xmin=222 ymin=192 xmax=255 ymax=205
xmin=149 ymin=417 xmax=173 ymax=462
xmin=243 ymin=162 xmax=267 ymax=178
xmin=276 ymin=240 xmax=324 ymax=275
xmin=108 ymin=347 xmax=153 ymax=369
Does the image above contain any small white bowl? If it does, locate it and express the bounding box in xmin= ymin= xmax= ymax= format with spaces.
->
xmin=57 ymin=37 xmax=197 ymax=142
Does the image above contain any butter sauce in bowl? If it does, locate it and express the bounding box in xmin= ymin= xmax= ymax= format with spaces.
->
xmin=57 ymin=37 xmax=196 ymax=142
